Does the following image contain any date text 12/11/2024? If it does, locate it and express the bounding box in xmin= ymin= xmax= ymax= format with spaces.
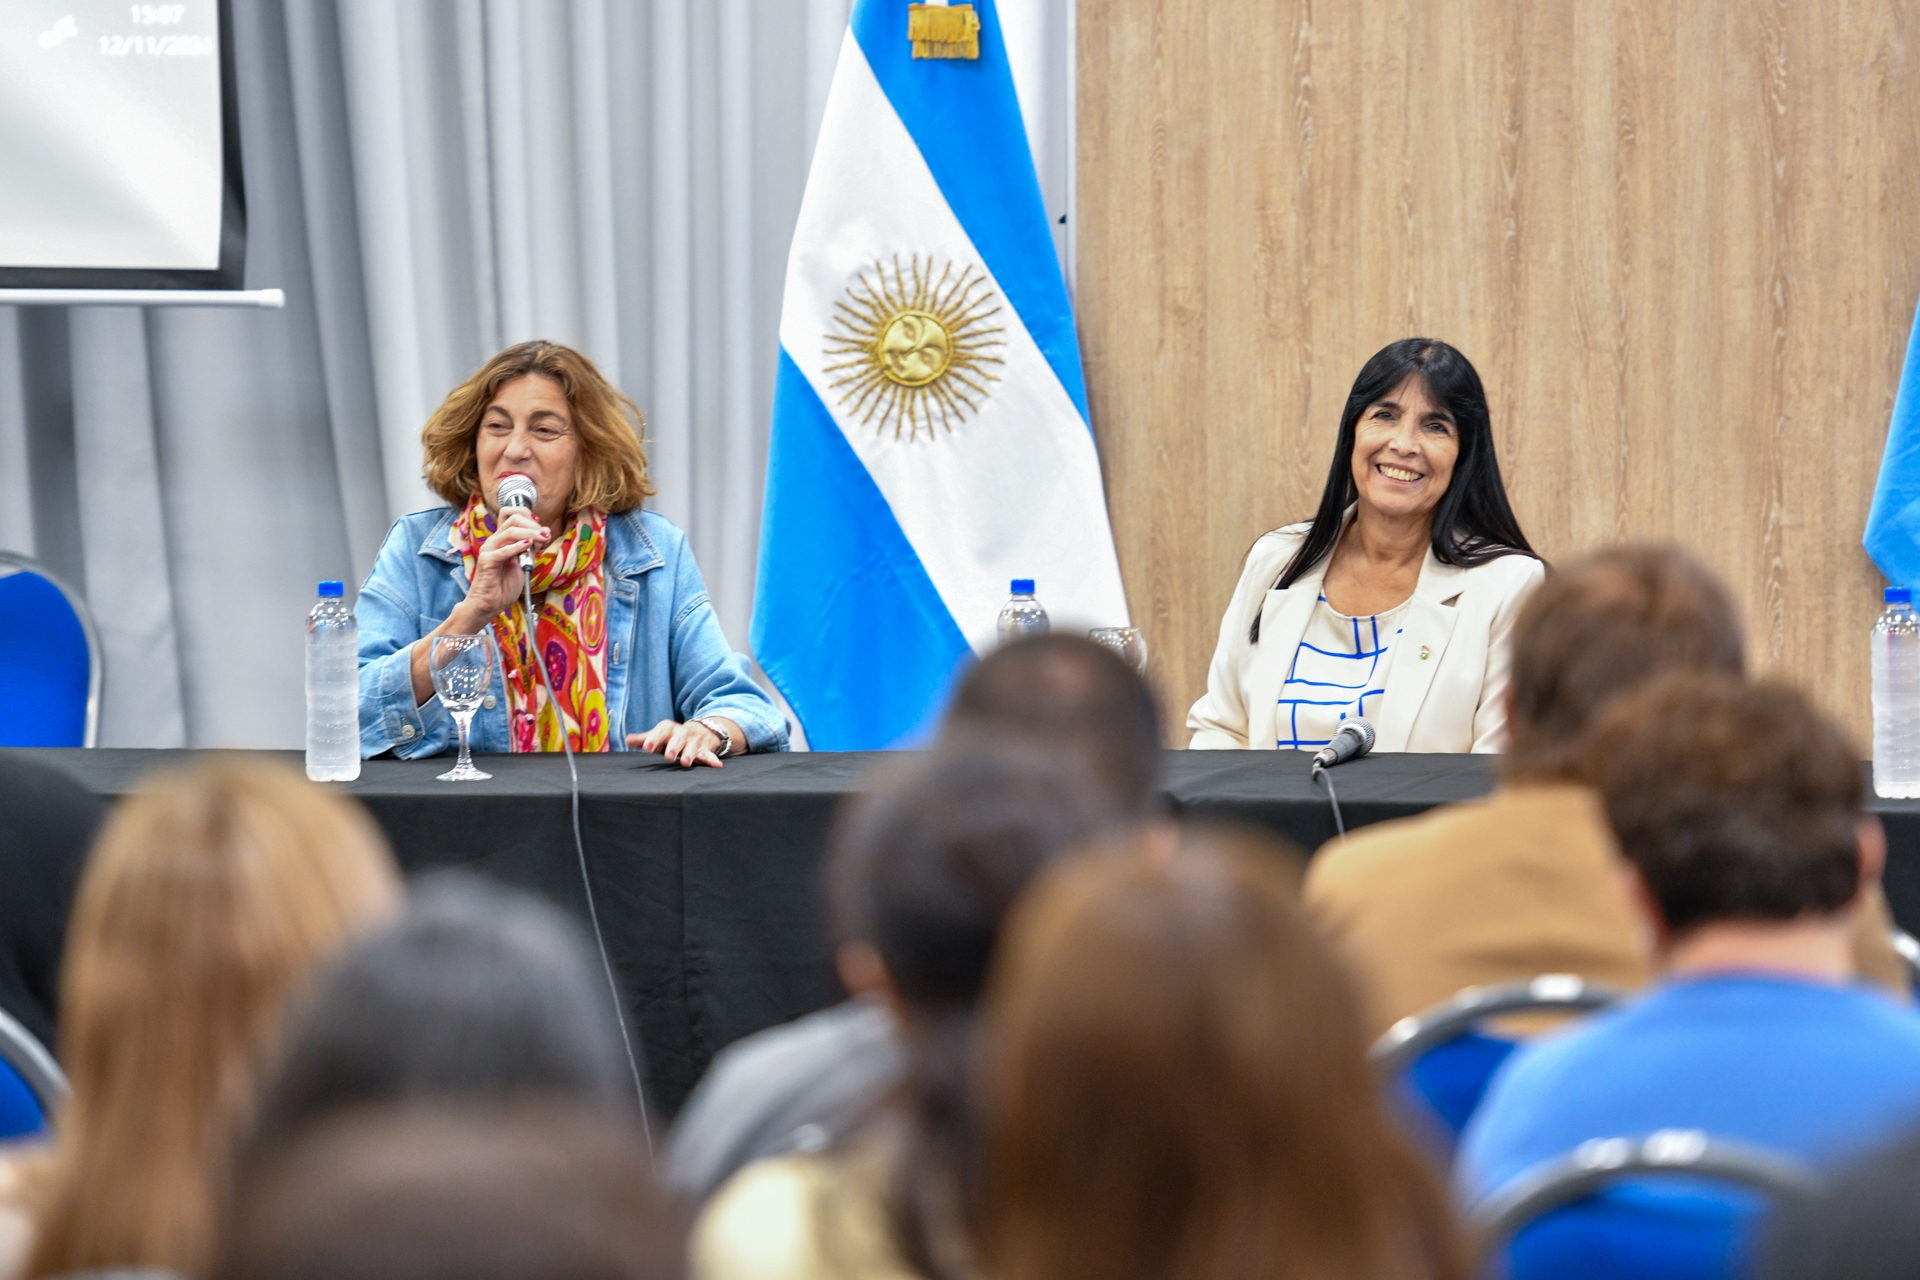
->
xmin=102 ymin=6 xmax=209 ymax=57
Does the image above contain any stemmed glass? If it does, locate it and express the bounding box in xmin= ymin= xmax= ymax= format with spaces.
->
xmin=1089 ymin=626 xmax=1150 ymax=677
xmin=430 ymin=633 xmax=496 ymax=782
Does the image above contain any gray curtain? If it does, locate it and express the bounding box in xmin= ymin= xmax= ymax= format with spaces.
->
xmin=0 ymin=0 xmax=1070 ymax=749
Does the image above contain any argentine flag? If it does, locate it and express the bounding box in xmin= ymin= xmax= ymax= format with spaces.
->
xmin=1868 ymin=291 xmax=1920 ymax=586
xmin=751 ymin=0 xmax=1130 ymax=750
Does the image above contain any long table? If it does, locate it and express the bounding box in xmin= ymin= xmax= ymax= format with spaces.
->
xmin=17 ymin=748 xmax=1920 ymax=1115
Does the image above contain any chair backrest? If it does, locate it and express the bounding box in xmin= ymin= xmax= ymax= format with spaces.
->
xmin=0 ymin=1002 xmax=70 ymax=1137
xmin=1370 ymin=975 xmax=1626 ymax=1143
xmin=0 ymin=552 xmax=101 ymax=748
xmin=1371 ymin=974 xmax=1626 ymax=1078
xmin=1469 ymin=1129 xmax=1821 ymax=1252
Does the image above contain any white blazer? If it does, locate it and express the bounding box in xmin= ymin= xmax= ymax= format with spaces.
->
xmin=1188 ymin=521 xmax=1545 ymax=753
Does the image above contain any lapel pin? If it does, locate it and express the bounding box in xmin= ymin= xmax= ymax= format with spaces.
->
xmin=1419 ymin=645 xmax=1431 ymax=660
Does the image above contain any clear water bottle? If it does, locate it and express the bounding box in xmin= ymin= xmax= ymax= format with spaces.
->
xmin=997 ymin=578 xmax=1050 ymax=645
xmin=1872 ymin=586 xmax=1920 ymax=799
xmin=306 ymin=581 xmax=361 ymax=782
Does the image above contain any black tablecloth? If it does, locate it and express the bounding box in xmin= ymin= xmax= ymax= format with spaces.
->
xmin=15 ymin=747 xmax=1920 ymax=1115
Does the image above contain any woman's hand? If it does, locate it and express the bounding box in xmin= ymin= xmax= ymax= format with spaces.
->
xmin=627 ymin=718 xmax=744 ymax=769
xmin=460 ymin=509 xmax=548 ymax=624
xmin=408 ymin=509 xmax=548 ymax=706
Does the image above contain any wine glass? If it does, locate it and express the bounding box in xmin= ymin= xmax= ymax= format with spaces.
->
xmin=1089 ymin=626 xmax=1150 ymax=677
xmin=430 ymin=633 xmax=496 ymax=782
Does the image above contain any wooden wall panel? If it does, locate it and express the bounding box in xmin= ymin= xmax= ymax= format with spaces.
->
xmin=1079 ymin=0 xmax=1920 ymax=746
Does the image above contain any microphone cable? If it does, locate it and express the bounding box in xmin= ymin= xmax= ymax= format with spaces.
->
xmin=522 ymin=577 xmax=655 ymax=1161
xmin=1311 ymin=761 xmax=1347 ymax=840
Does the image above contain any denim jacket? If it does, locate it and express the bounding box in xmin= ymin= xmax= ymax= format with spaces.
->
xmin=356 ymin=507 xmax=788 ymax=759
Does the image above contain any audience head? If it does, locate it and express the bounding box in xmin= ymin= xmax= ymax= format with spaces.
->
xmin=217 ymin=1102 xmax=678 ymax=1280
xmin=823 ymin=743 xmax=1132 ymax=1278
xmin=247 ymin=871 xmax=634 ymax=1157
xmin=1504 ymin=543 xmax=1745 ymax=781
xmin=1581 ymin=675 xmax=1874 ymax=945
xmin=977 ymin=824 xmax=1465 ymax=1280
xmin=941 ymin=634 xmax=1164 ymax=816
xmin=31 ymin=760 xmax=401 ymax=1279
xmin=828 ymin=742 xmax=1130 ymax=1015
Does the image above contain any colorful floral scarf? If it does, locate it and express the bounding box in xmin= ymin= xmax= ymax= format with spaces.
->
xmin=453 ymin=494 xmax=611 ymax=753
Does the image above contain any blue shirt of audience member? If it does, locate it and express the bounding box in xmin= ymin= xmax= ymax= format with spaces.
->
xmin=1456 ymin=974 xmax=1920 ymax=1280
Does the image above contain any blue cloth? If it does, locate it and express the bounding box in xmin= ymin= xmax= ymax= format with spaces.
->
xmin=752 ymin=353 xmax=972 ymax=751
xmin=356 ymin=507 xmax=787 ymax=759
xmin=1866 ymin=291 xmax=1920 ymax=585
xmin=1457 ymin=974 xmax=1920 ymax=1279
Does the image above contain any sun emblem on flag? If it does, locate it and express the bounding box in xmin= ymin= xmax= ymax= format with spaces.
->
xmin=825 ymin=254 xmax=1005 ymax=441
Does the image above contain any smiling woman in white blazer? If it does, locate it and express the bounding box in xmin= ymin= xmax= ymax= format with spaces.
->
xmin=1190 ymin=339 xmax=1544 ymax=754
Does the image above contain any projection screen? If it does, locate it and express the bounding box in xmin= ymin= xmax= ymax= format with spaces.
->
xmin=0 ymin=0 xmax=244 ymax=289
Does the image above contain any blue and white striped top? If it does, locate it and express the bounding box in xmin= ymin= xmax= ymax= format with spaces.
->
xmin=1276 ymin=596 xmax=1409 ymax=750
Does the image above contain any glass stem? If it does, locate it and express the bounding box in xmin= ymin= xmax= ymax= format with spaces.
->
xmin=455 ymin=709 xmax=475 ymax=771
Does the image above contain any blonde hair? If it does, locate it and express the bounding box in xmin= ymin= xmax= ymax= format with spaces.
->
xmin=420 ymin=341 xmax=656 ymax=514
xmin=24 ymin=760 xmax=402 ymax=1279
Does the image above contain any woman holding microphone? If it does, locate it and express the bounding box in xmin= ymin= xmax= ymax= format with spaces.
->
xmin=356 ymin=340 xmax=785 ymax=767
xmin=1189 ymin=339 xmax=1542 ymax=754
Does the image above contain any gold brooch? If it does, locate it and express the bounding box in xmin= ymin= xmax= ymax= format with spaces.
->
xmin=825 ymin=254 xmax=1005 ymax=441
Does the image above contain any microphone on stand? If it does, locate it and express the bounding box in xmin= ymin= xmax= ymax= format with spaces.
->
xmin=496 ymin=474 xmax=538 ymax=573
xmin=1310 ymin=717 xmax=1373 ymax=841
xmin=1312 ymin=717 xmax=1376 ymax=771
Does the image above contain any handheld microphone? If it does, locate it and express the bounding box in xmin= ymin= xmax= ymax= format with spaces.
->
xmin=496 ymin=475 xmax=538 ymax=572
xmin=1312 ymin=717 xmax=1376 ymax=770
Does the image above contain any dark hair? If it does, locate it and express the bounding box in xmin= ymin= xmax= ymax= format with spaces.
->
xmin=1504 ymin=544 xmax=1746 ymax=781
xmin=1762 ymin=1122 xmax=1920 ymax=1280
xmin=1256 ymin=339 xmax=1533 ymax=641
xmin=978 ymin=824 xmax=1466 ymax=1280
xmin=1582 ymin=675 xmax=1866 ymax=934
xmin=247 ymin=872 xmax=632 ymax=1157
xmin=829 ymin=744 xmax=1127 ymax=1005
xmin=826 ymin=744 xmax=1129 ymax=1280
xmin=941 ymin=634 xmax=1163 ymax=816
xmin=215 ymin=1102 xmax=680 ymax=1280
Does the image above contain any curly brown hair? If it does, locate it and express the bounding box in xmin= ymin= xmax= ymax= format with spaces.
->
xmin=1581 ymin=674 xmax=1865 ymax=933
xmin=420 ymin=341 xmax=655 ymax=513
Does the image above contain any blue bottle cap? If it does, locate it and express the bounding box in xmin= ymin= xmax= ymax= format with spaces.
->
xmin=1889 ymin=587 xmax=1913 ymax=605
xmin=1011 ymin=578 xmax=1035 ymax=595
xmin=318 ymin=581 xmax=345 ymax=598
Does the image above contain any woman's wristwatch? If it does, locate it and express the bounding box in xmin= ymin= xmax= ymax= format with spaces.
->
xmin=693 ymin=716 xmax=735 ymax=759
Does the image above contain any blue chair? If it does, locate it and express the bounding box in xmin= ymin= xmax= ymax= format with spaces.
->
xmin=0 ymin=1003 xmax=68 ymax=1140
xmin=1371 ymin=975 xmax=1624 ymax=1146
xmin=1468 ymin=1129 xmax=1819 ymax=1279
xmin=0 ymin=551 xmax=101 ymax=747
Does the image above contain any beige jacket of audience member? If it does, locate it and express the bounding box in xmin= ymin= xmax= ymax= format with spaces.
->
xmin=1188 ymin=521 xmax=1545 ymax=753
xmin=1303 ymin=783 xmax=1907 ymax=1041
xmin=692 ymin=1128 xmax=967 ymax=1280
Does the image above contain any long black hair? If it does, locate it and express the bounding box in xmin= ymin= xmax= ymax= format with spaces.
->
xmin=1252 ymin=339 xmax=1535 ymax=643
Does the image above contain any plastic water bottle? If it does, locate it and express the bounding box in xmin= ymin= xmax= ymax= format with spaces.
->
xmin=306 ymin=581 xmax=361 ymax=782
xmin=996 ymin=578 xmax=1049 ymax=645
xmin=1872 ymin=586 xmax=1920 ymax=799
